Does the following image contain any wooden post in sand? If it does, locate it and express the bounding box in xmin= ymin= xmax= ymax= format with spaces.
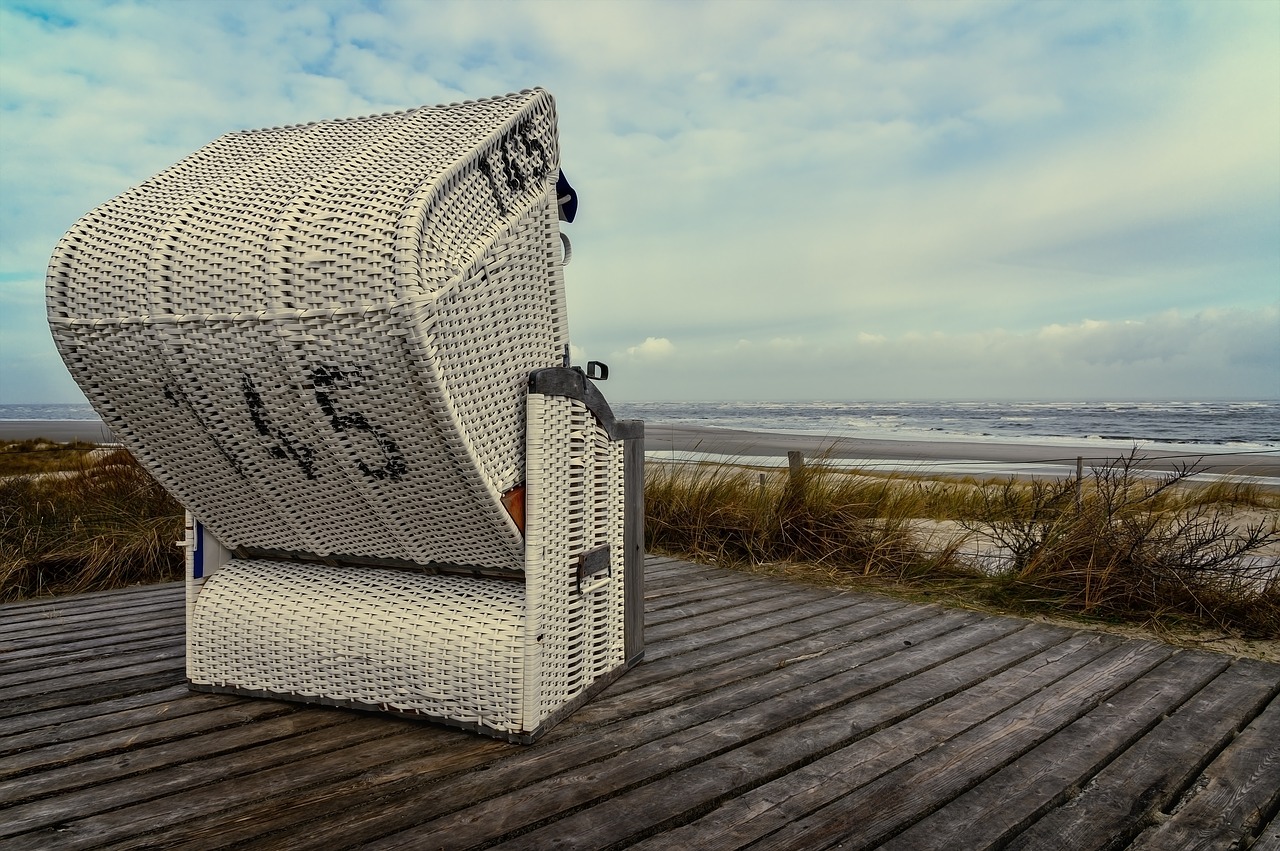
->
xmin=1075 ymin=456 xmax=1085 ymax=512
xmin=788 ymin=451 xmax=805 ymax=485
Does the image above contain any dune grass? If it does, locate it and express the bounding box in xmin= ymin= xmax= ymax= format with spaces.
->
xmin=646 ymin=454 xmax=1280 ymax=640
xmin=0 ymin=441 xmax=183 ymax=602
xmin=3 ymin=437 xmax=1277 ymax=645
xmin=1 ymin=438 xmax=104 ymax=477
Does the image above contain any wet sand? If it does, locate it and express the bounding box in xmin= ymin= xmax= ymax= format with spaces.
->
xmin=0 ymin=420 xmax=119 ymax=443
xmin=643 ymin=423 xmax=1280 ymax=479
xmin=4 ymin=418 xmax=1277 ymax=479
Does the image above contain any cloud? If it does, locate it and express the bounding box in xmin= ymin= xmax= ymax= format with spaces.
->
xmin=968 ymin=93 xmax=1065 ymax=125
xmin=1 ymin=0 xmax=1277 ymax=404
xmin=599 ymin=307 xmax=1280 ymax=401
xmin=621 ymin=337 xmax=676 ymax=360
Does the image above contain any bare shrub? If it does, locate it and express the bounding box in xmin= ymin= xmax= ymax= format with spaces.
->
xmin=960 ymin=451 xmax=1279 ymax=637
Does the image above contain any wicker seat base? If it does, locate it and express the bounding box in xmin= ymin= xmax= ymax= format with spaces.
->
xmin=189 ymin=661 xmax=633 ymax=745
xmin=187 ymin=558 xmax=637 ymax=742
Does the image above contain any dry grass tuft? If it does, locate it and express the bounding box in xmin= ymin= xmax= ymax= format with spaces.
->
xmin=1 ymin=438 xmax=103 ymax=477
xmin=645 ymin=460 xmax=974 ymax=582
xmin=1 ymin=442 xmax=183 ymax=602
xmin=646 ymin=453 xmax=1280 ymax=640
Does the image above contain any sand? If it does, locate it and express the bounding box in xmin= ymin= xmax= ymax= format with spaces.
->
xmin=0 ymin=420 xmax=121 ymax=443
xmin=5 ymin=418 xmax=1277 ymax=480
xmin=643 ymin=423 xmax=1280 ymax=480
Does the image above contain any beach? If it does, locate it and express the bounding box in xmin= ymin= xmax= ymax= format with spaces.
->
xmin=5 ymin=418 xmax=1278 ymax=482
xmin=644 ymin=423 xmax=1280 ymax=481
xmin=0 ymin=420 xmax=120 ymax=443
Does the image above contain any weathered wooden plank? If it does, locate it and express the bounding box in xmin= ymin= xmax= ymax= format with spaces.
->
xmin=586 ymin=593 xmax=911 ymax=706
xmin=3 ymin=716 xmax=452 ymax=849
xmin=645 ymin=573 xmax=777 ymax=601
xmin=0 ymin=623 xmax=184 ymax=669
xmin=0 ymin=644 xmax=185 ymax=700
xmin=256 ymin=616 xmax=1023 ymax=851
xmin=644 ymin=557 xmax=752 ymax=577
xmin=632 ymin=610 xmax=1000 ymax=733
xmin=0 ymin=698 xmax=298 ymax=783
xmin=26 ymin=732 xmax=504 ymax=851
xmin=644 ymin=581 xmax=783 ymax=615
xmin=475 ymin=626 xmax=1096 ymax=851
xmin=645 ymin=558 xmax=745 ymax=580
xmin=644 ymin=581 xmax=822 ymax=627
xmin=645 ymin=572 xmax=762 ymax=602
xmin=876 ymin=649 xmax=1235 ymax=850
xmin=0 ymin=582 xmax=183 ymax=618
xmin=643 ymin=593 xmax=903 ymax=664
xmin=1254 ymin=815 xmax=1280 ymax=851
xmin=746 ymin=640 xmax=1175 ymax=851
xmin=644 ymin=592 xmax=852 ymax=644
xmin=204 ymin=618 xmax=1018 ymax=848
xmin=569 ymin=601 xmax=947 ymax=730
xmin=0 ymin=684 xmax=192 ymax=738
xmin=623 ymin=630 xmax=1119 ymax=851
xmin=641 ymin=558 xmax=719 ymax=581
xmin=639 ymin=565 xmax=691 ymax=582
xmin=585 ymin=596 xmax=906 ymax=704
xmin=0 ymin=619 xmax=182 ymax=659
xmin=0 ymin=601 xmax=184 ymax=641
xmin=644 ymin=553 xmax=706 ymax=568
xmin=645 ymin=583 xmax=880 ymax=640
xmin=1004 ymin=657 xmax=1280 ymax=851
xmin=642 ymin=569 xmax=751 ymax=595
xmin=647 ymin=562 xmax=796 ymax=590
xmin=111 ymin=614 xmax=1009 ymax=850
xmin=0 ymin=614 xmax=185 ymax=652
xmin=0 ymin=591 xmax=184 ymax=629
xmin=1 ymin=557 xmax=1271 ymax=851
xmin=0 ymin=688 xmax=243 ymax=757
xmin=642 ymin=553 xmax=691 ymax=567
xmin=0 ymin=634 xmax=184 ymax=687
xmin=6 ymin=579 xmax=182 ymax=601
xmin=1127 ymin=694 xmax=1280 ymax=851
xmin=0 ymin=670 xmax=185 ymax=719
xmin=3 ymin=708 xmax=357 ymax=810
xmin=0 ymin=592 xmax=182 ymax=625
xmin=645 ymin=578 xmax=793 ymax=611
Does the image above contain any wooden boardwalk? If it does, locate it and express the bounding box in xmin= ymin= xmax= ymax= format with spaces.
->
xmin=2 ymin=555 xmax=1278 ymax=850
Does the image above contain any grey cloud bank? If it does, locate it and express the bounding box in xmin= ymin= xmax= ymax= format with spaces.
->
xmin=599 ymin=308 xmax=1280 ymax=402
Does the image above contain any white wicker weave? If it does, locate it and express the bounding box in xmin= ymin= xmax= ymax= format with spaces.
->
xmin=50 ymin=89 xmax=641 ymax=741
xmin=523 ymin=392 xmax=629 ymax=727
xmin=189 ymin=559 xmax=529 ymax=729
xmin=49 ymin=89 xmax=566 ymax=570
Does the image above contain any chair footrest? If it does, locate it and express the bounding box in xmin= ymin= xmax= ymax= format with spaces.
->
xmin=189 ymin=559 xmax=528 ymax=734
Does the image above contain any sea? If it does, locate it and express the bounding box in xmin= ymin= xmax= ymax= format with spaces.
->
xmin=610 ymin=400 xmax=1278 ymax=453
xmin=4 ymin=400 xmax=1277 ymax=452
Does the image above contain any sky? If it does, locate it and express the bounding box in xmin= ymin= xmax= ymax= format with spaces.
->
xmin=1 ymin=0 xmax=1277 ymax=404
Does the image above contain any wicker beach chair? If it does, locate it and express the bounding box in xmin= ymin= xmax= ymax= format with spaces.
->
xmin=46 ymin=88 xmax=644 ymax=742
